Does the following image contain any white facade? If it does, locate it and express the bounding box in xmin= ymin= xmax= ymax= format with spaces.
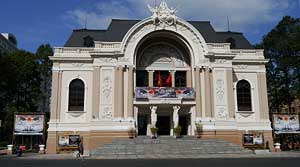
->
xmin=47 ymin=1 xmax=273 ymax=153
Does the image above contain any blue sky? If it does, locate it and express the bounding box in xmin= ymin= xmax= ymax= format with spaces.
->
xmin=1 ymin=0 xmax=299 ymax=52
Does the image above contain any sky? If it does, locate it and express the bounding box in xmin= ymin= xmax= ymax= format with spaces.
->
xmin=0 ymin=0 xmax=299 ymax=52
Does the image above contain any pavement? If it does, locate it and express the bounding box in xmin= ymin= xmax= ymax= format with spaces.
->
xmin=0 ymin=158 xmax=300 ymax=167
xmin=0 ymin=151 xmax=300 ymax=160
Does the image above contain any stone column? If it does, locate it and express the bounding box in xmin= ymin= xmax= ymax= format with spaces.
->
xmin=127 ymin=66 xmax=134 ymax=118
xmin=170 ymin=71 xmax=175 ymax=87
xmin=186 ymin=70 xmax=192 ymax=87
xmin=226 ymin=69 xmax=235 ymax=118
xmin=258 ymin=73 xmax=269 ymax=120
xmin=195 ymin=67 xmax=202 ymax=117
xmin=173 ymin=106 xmax=180 ymax=127
xmin=50 ymin=70 xmax=62 ymax=121
xmin=92 ymin=66 xmax=100 ymax=119
xmin=204 ymin=67 xmax=212 ymax=117
xmin=115 ymin=66 xmax=124 ymax=118
xmin=148 ymin=70 xmax=154 ymax=87
xmin=150 ymin=106 xmax=158 ymax=125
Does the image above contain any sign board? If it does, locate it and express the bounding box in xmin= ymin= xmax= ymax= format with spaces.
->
xmin=273 ymin=115 xmax=300 ymax=133
xmin=14 ymin=114 xmax=44 ymax=135
xmin=243 ymin=132 xmax=264 ymax=146
xmin=58 ymin=135 xmax=80 ymax=147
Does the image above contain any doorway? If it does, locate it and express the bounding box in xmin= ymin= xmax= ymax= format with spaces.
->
xmin=156 ymin=116 xmax=171 ymax=135
xmin=179 ymin=115 xmax=190 ymax=135
xmin=138 ymin=114 xmax=148 ymax=136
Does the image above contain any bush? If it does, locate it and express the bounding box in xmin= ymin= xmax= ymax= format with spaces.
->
xmin=173 ymin=125 xmax=182 ymax=135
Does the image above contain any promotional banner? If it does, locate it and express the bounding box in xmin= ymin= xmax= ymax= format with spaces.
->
xmin=14 ymin=114 xmax=44 ymax=135
xmin=273 ymin=115 xmax=300 ymax=133
xmin=243 ymin=133 xmax=264 ymax=146
xmin=135 ymin=87 xmax=195 ymax=99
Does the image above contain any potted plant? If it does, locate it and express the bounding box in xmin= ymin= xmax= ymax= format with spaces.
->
xmin=195 ymin=122 xmax=203 ymax=138
xmin=150 ymin=125 xmax=158 ymax=139
xmin=128 ymin=127 xmax=136 ymax=139
xmin=173 ymin=125 xmax=182 ymax=138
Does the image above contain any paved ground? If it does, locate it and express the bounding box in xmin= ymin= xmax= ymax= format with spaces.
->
xmin=0 ymin=158 xmax=300 ymax=167
xmin=0 ymin=151 xmax=300 ymax=159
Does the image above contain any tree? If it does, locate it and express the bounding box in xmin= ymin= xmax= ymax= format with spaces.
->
xmin=262 ymin=16 xmax=300 ymax=113
xmin=36 ymin=44 xmax=53 ymax=112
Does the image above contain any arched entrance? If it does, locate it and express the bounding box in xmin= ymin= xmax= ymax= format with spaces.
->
xmin=134 ymin=31 xmax=194 ymax=136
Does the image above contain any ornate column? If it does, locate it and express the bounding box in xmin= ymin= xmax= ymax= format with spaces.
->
xmin=258 ymin=73 xmax=269 ymax=120
xmin=115 ymin=66 xmax=124 ymax=118
xmin=127 ymin=66 xmax=134 ymax=118
xmin=205 ymin=67 xmax=212 ymax=117
xmin=92 ymin=66 xmax=100 ymax=119
xmin=150 ymin=106 xmax=158 ymax=125
xmin=148 ymin=70 xmax=154 ymax=87
xmin=186 ymin=70 xmax=192 ymax=87
xmin=170 ymin=71 xmax=175 ymax=87
xmin=226 ymin=69 xmax=235 ymax=118
xmin=173 ymin=106 xmax=180 ymax=127
xmin=195 ymin=67 xmax=202 ymax=117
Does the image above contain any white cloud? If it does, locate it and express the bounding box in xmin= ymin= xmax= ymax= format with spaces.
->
xmin=63 ymin=0 xmax=295 ymax=35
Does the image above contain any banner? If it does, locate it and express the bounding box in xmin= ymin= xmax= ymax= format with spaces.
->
xmin=135 ymin=87 xmax=195 ymax=99
xmin=243 ymin=132 xmax=264 ymax=146
xmin=14 ymin=114 xmax=44 ymax=135
xmin=273 ymin=115 xmax=300 ymax=133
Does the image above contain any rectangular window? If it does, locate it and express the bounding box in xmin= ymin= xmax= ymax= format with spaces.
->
xmin=136 ymin=70 xmax=148 ymax=87
xmin=175 ymin=71 xmax=187 ymax=87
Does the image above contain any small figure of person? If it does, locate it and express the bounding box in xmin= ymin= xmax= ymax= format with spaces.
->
xmin=77 ymin=138 xmax=84 ymax=158
xmin=16 ymin=146 xmax=22 ymax=157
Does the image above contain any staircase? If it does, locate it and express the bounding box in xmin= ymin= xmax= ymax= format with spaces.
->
xmin=91 ymin=136 xmax=253 ymax=158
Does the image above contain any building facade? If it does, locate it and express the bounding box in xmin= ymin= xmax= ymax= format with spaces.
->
xmin=0 ymin=33 xmax=17 ymax=55
xmin=47 ymin=2 xmax=273 ymax=154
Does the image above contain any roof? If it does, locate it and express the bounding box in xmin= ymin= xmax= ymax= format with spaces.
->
xmin=64 ymin=19 xmax=253 ymax=49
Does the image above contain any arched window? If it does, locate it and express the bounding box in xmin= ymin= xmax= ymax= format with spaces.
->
xmin=68 ymin=79 xmax=85 ymax=111
xmin=237 ymin=80 xmax=252 ymax=111
xmin=83 ymin=36 xmax=94 ymax=47
xmin=226 ymin=37 xmax=236 ymax=49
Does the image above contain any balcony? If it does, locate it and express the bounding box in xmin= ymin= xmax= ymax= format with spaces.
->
xmin=135 ymin=87 xmax=195 ymax=100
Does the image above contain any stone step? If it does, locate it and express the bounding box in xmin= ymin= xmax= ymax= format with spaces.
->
xmin=90 ymin=137 xmax=253 ymax=157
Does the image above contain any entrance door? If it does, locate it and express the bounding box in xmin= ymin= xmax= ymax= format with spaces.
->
xmin=138 ymin=114 xmax=148 ymax=135
xmin=179 ymin=115 xmax=189 ymax=135
xmin=156 ymin=116 xmax=171 ymax=135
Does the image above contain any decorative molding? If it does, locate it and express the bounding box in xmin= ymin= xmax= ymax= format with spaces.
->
xmin=102 ymin=106 xmax=113 ymax=120
xmin=216 ymin=107 xmax=227 ymax=119
xmin=72 ymin=63 xmax=84 ymax=67
xmin=215 ymin=59 xmax=227 ymax=64
xmin=216 ymin=79 xmax=225 ymax=105
xmin=148 ymin=1 xmax=177 ymax=26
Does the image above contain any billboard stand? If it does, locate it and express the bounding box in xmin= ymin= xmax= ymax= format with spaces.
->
xmin=12 ymin=113 xmax=45 ymax=152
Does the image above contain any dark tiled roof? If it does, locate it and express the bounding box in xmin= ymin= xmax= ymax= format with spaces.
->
xmin=64 ymin=19 xmax=253 ymax=49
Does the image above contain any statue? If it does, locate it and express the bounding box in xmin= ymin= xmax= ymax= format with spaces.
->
xmin=148 ymin=1 xmax=177 ymax=26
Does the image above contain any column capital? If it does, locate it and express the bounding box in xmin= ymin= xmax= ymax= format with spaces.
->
xmin=173 ymin=105 xmax=181 ymax=112
xmin=150 ymin=105 xmax=158 ymax=112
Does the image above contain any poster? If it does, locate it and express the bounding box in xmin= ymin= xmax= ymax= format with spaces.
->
xmin=243 ymin=134 xmax=253 ymax=145
xmin=59 ymin=136 xmax=69 ymax=147
xmin=69 ymin=135 xmax=80 ymax=146
xmin=14 ymin=114 xmax=44 ymax=135
xmin=253 ymin=133 xmax=264 ymax=145
xmin=243 ymin=133 xmax=264 ymax=146
xmin=273 ymin=115 xmax=300 ymax=133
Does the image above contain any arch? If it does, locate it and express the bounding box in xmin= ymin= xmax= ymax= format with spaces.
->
xmin=236 ymin=80 xmax=252 ymax=111
xmin=120 ymin=17 xmax=208 ymax=66
xmin=68 ymin=79 xmax=85 ymax=111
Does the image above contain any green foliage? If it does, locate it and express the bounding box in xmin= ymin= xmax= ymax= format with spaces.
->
xmin=150 ymin=125 xmax=158 ymax=134
xmin=0 ymin=44 xmax=53 ymax=143
xmin=195 ymin=122 xmax=203 ymax=134
xmin=173 ymin=125 xmax=182 ymax=135
xmin=261 ymin=16 xmax=300 ymax=112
